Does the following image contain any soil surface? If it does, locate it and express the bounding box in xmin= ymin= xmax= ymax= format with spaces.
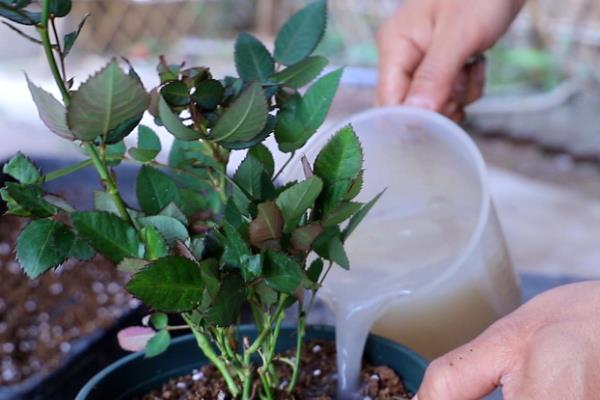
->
xmin=141 ymin=340 xmax=412 ymax=400
xmin=0 ymin=215 xmax=139 ymax=386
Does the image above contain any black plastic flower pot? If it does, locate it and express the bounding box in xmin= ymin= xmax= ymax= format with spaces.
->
xmin=76 ymin=324 xmax=427 ymax=399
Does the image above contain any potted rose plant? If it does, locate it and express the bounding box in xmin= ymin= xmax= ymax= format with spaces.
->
xmin=0 ymin=0 xmax=426 ymax=398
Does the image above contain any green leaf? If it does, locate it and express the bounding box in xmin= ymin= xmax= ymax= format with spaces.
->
xmin=343 ymin=190 xmax=385 ymax=241
xmin=145 ymin=330 xmax=170 ymax=358
xmin=159 ymin=202 xmax=187 ymax=224
xmin=199 ymin=258 xmax=220 ymax=298
xmin=274 ymin=0 xmax=327 ymax=66
xmin=205 ymin=274 xmax=245 ymax=327
xmin=159 ymin=96 xmax=202 ymax=141
xmin=104 ymin=114 xmax=143 ymax=145
xmin=240 ymin=254 xmax=262 ymax=282
xmin=272 ymin=55 xmax=328 ymax=88
xmin=63 ymin=14 xmax=88 ymax=57
xmin=211 ymin=82 xmax=268 ymax=143
xmin=221 ymin=222 xmax=251 ymax=269
xmin=65 ymin=233 xmax=96 ymax=261
xmin=300 ymin=68 xmax=342 ymax=131
xmin=322 ymin=201 xmax=362 ymax=227
xmin=117 ymin=258 xmax=148 ymax=274
xmin=264 ymin=251 xmax=302 ymax=294
xmin=192 ymin=79 xmax=224 ymax=110
xmin=290 ymin=223 xmax=323 ymax=252
xmin=274 ymin=95 xmax=310 ymax=153
xmin=224 ymin=197 xmax=243 ymax=228
xmin=0 ymin=3 xmax=40 ymax=25
xmin=67 ymin=60 xmax=149 ymax=141
xmin=249 ymin=201 xmax=283 ymax=248
xmin=141 ymin=225 xmax=169 ymax=260
xmin=43 ymin=194 xmax=75 ymax=213
xmin=129 ymin=125 xmax=161 ymax=162
xmin=220 ymin=114 xmax=275 ymax=150
xmin=344 ymin=170 xmax=363 ymax=201
xmin=319 ymin=179 xmax=351 ymax=214
xmin=235 ymin=32 xmax=274 ymax=82
xmin=26 ymin=76 xmax=73 ymax=139
xmin=149 ymin=313 xmax=168 ymax=330
xmin=157 ymin=60 xmax=181 ymax=83
xmin=72 ymin=211 xmax=144 ymax=263
xmin=136 ymin=165 xmax=181 ymax=215
xmin=48 ymin=0 xmax=71 ymax=17
xmin=248 ymin=144 xmax=274 ymax=177
xmin=139 ymin=215 xmax=189 ymax=245
xmin=127 ymin=256 xmax=204 ymax=312
xmin=233 ymin=152 xmax=274 ymax=201
xmin=275 ymin=176 xmax=323 ymax=232
xmin=3 ymin=153 xmax=41 ymax=184
xmin=314 ymin=125 xmax=362 ymax=185
xmin=93 ymin=191 xmax=137 ymax=220
xmin=161 ymin=80 xmax=190 ymax=107
xmin=0 ymin=187 xmax=29 ymax=217
xmin=16 ymin=220 xmax=71 ymax=278
xmin=105 ymin=140 xmax=126 ymax=161
xmin=255 ymin=281 xmax=277 ymax=306
xmin=4 ymin=183 xmax=57 ymax=218
xmin=327 ymin=235 xmax=349 ymax=269
xmin=306 ymin=258 xmax=324 ymax=283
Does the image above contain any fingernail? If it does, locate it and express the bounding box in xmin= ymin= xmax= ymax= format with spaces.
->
xmin=413 ymin=395 xmax=419 ymax=400
xmin=405 ymin=96 xmax=434 ymax=110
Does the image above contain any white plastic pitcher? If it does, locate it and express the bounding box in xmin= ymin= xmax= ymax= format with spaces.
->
xmin=286 ymin=106 xmax=522 ymax=396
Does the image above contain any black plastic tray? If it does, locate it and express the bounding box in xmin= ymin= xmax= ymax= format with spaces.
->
xmin=0 ymin=158 xmax=143 ymax=400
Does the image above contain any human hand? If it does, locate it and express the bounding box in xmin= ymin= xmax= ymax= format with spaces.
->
xmin=415 ymin=281 xmax=600 ymax=399
xmin=376 ymin=0 xmax=525 ymax=121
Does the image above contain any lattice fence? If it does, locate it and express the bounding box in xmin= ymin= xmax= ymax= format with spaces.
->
xmin=61 ymin=0 xmax=600 ymax=71
xmin=68 ymin=0 xmax=255 ymax=53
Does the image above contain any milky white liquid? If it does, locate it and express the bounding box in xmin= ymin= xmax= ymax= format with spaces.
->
xmin=293 ymin=109 xmax=522 ymax=399
xmin=320 ymin=210 xmax=520 ymax=399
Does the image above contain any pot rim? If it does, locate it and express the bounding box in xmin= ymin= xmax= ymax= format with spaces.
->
xmin=77 ymin=324 xmax=427 ymax=399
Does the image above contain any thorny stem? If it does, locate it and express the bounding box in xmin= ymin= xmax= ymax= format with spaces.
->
xmin=272 ymin=151 xmax=295 ymax=182
xmin=288 ymin=261 xmax=333 ymax=392
xmin=38 ymin=0 xmax=136 ymax=228
xmin=37 ymin=1 xmax=69 ymax=102
xmin=165 ymin=325 xmax=191 ymax=332
xmin=240 ymin=295 xmax=288 ymax=399
xmin=287 ymin=304 xmax=306 ymax=392
xmin=49 ymin=17 xmax=67 ymax=82
xmin=85 ymin=144 xmax=138 ymax=227
xmin=183 ymin=314 xmax=241 ymax=397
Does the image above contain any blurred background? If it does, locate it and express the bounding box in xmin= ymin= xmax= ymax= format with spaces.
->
xmin=2 ymin=0 xmax=600 ymax=398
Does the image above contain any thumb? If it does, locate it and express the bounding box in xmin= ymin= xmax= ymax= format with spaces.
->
xmin=416 ymin=321 xmax=516 ymax=400
xmin=405 ymin=31 xmax=475 ymax=112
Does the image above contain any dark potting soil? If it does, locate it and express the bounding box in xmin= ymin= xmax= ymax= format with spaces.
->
xmin=0 ymin=215 xmax=140 ymax=387
xmin=141 ymin=340 xmax=413 ymax=400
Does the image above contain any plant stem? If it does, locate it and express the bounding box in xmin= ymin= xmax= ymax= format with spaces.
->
xmin=245 ymin=295 xmax=287 ymax=360
xmin=287 ymin=305 xmax=306 ymax=392
xmin=184 ymin=315 xmax=240 ymax=397
xmin=85 ymin=143 xmax=137 ymax=227
xmin=209 ymin=164 xmax=256 ymax=203
xmin=288 ymin=262 xmax=331 ymax=392
xmin=44 ymin=159 xmax=93 ymax=182
xmin=37 ymin=2 xmax=69 ymax=103
xmin=38 ymin=0 xmax=135 ymax=227
xmin=259 ymin=374 xmax=274 ymax=400
xmin=272 ymin=151 xmax=295 ymax=182
xmin=49 ymin=17 xmax=67 ymax=82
